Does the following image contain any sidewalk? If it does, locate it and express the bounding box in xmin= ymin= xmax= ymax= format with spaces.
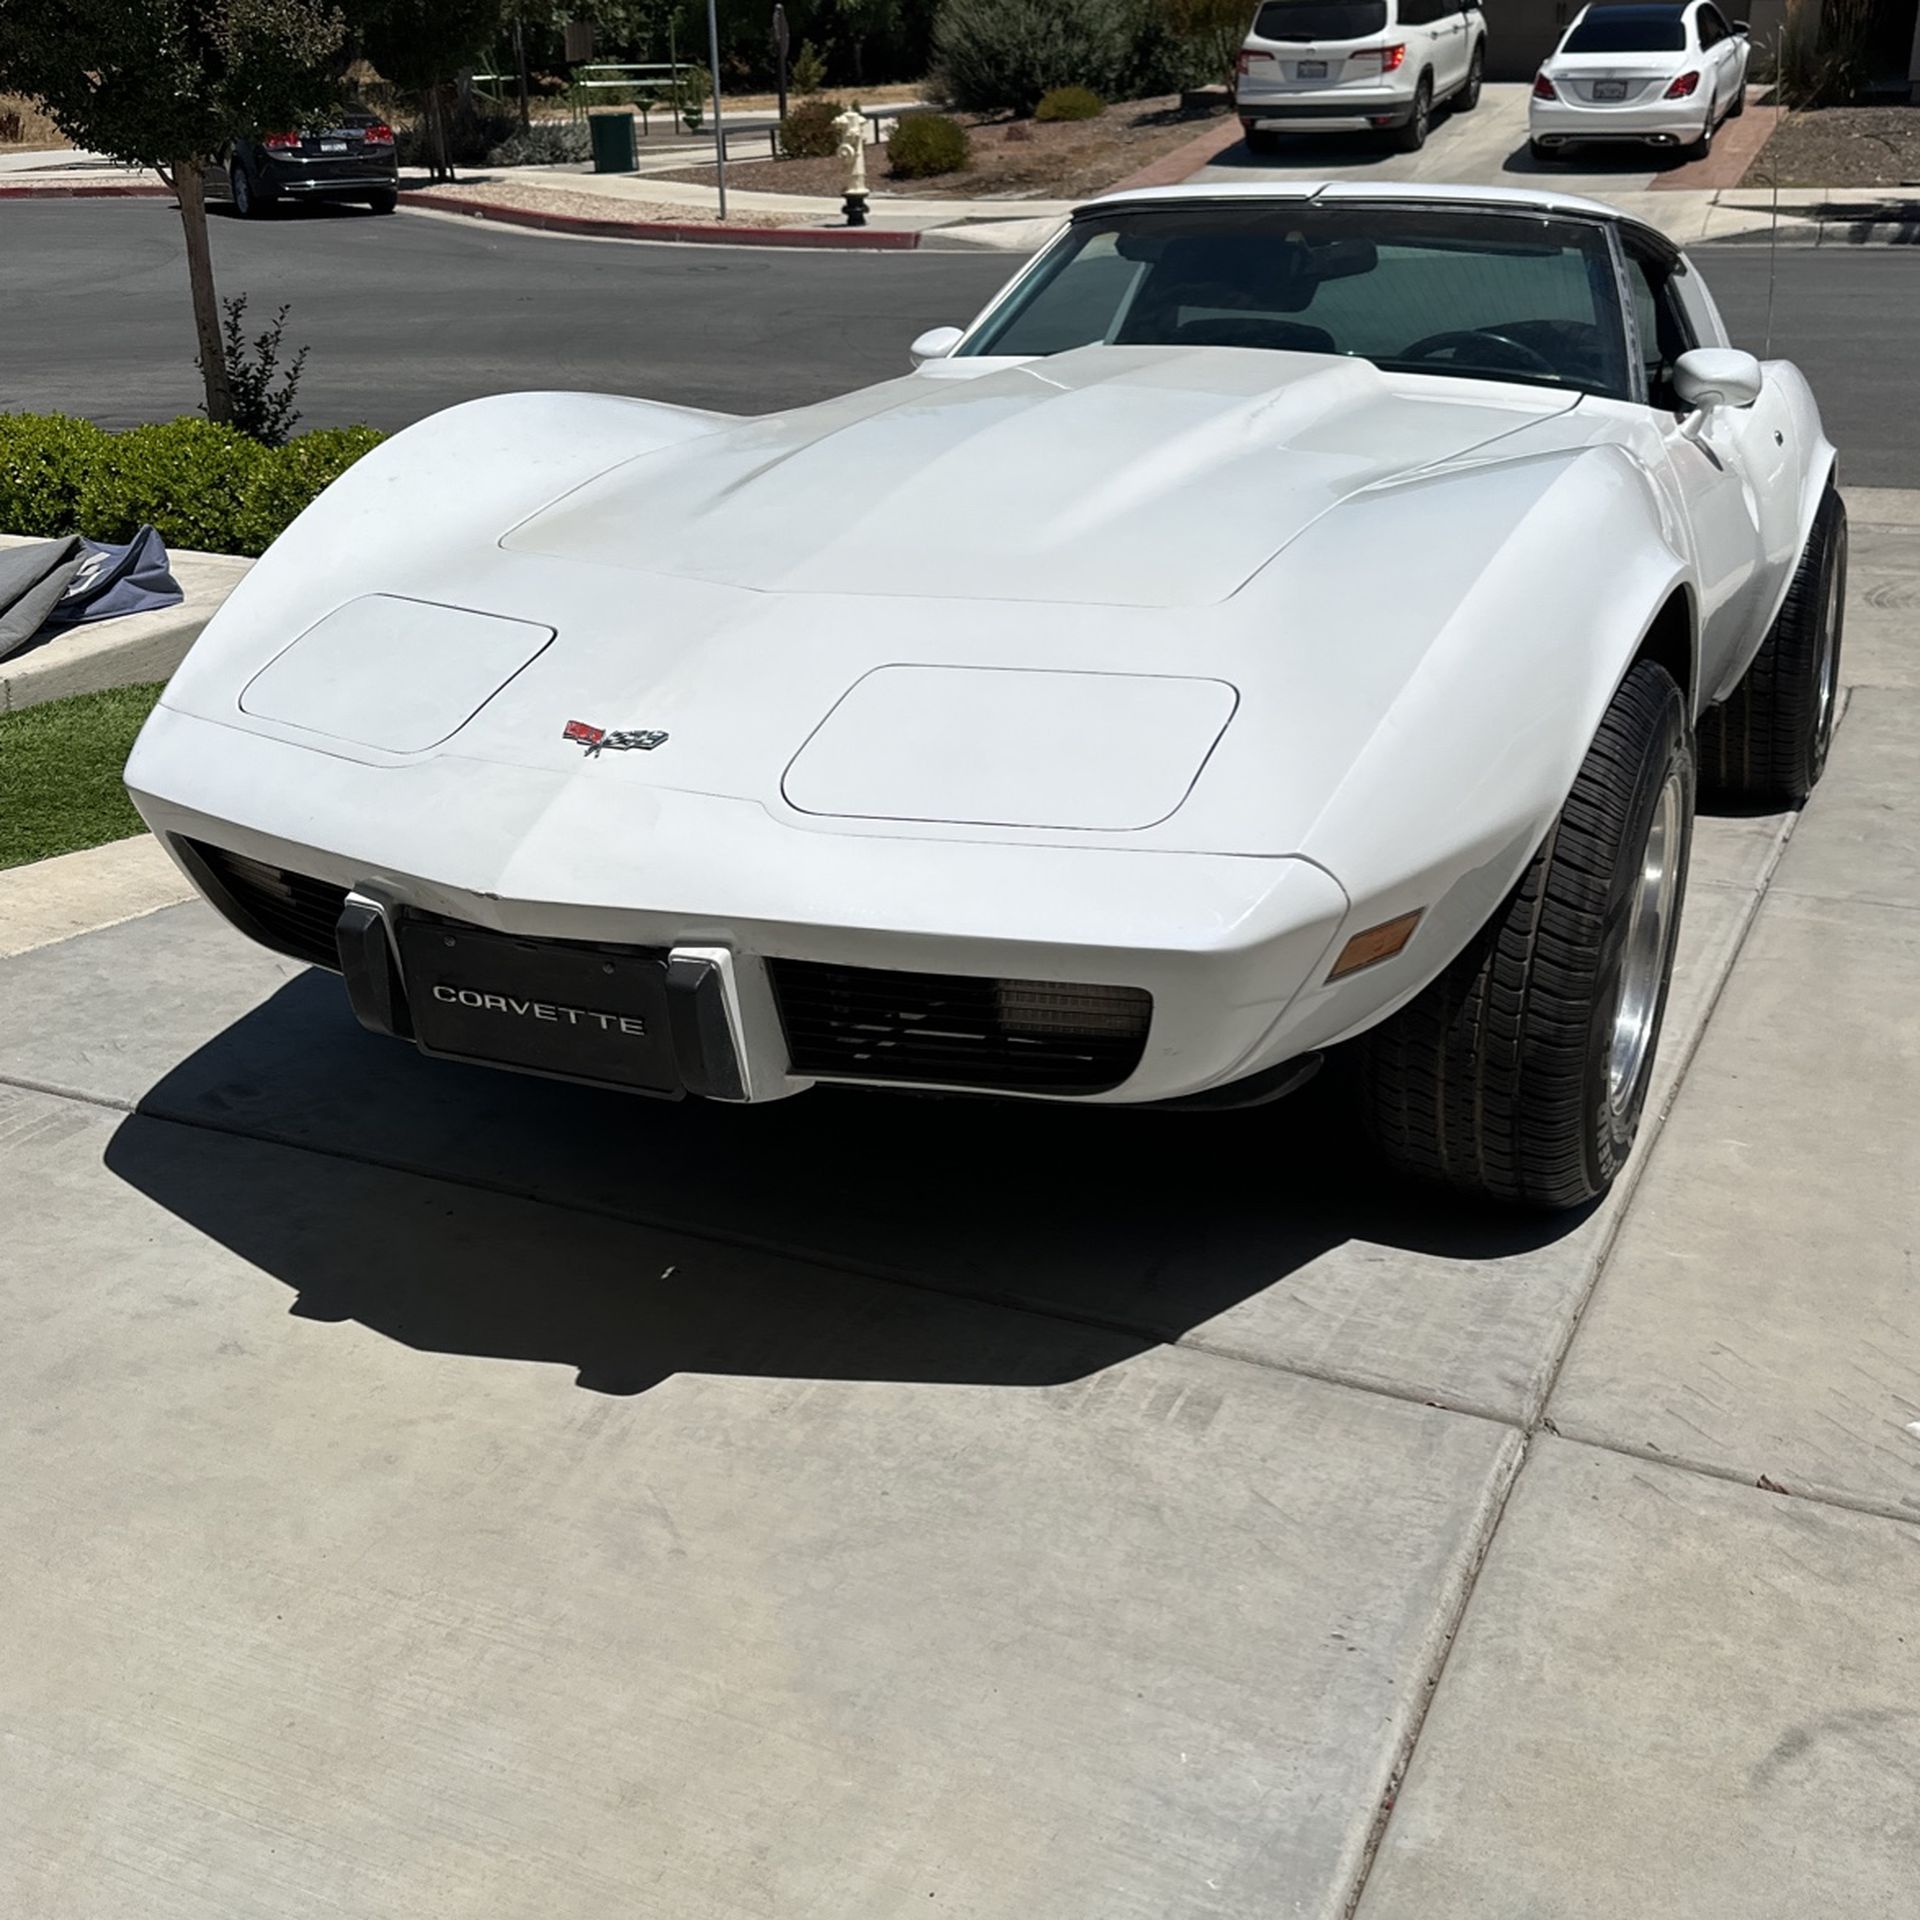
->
xmin=9 ymin=139 xmax=1916 ymax=251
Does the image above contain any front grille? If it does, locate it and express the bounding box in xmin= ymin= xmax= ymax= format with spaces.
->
xmin=769 ymin=960 xmax=1151 ymax=1095
xmin=184 ymin=840 xmax=348 ymax=970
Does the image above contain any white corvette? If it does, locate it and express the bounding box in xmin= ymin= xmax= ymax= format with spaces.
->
xmin=126 ymin=183 xmax=1844 ymax=1208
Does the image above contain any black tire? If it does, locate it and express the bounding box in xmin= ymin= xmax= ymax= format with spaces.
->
xmin=1728 ymin=80 xmax=1746 ymax=117
xmin=365 ymin=189 xmax=398 ymax=214
xmin=1529 ymin=136 xmax=1561 ymax=164
xmin=1457 ymin=44 xmax=1484 ymax=112
xmin=1687 ymin=115 xmax=1713 ymax=158
xmin=1697 ymin=489 xmax=1847 ymax=804
xmin=1360 ymin=660 xmax=1696 ymax=1208
xmin=1245 ymin=128 xmax=1284 ymax=155
xmin=229 ymin=161 xmax=269 ymax=219
xmin=1390 ymin=76 xmax=1433 ymax=152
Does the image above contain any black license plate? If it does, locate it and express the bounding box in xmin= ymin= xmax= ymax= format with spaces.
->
xmin=400 ymin=920 xmax=679 ymax=1093
xmin=1296 ymin=59 xmax=1328 ymax=78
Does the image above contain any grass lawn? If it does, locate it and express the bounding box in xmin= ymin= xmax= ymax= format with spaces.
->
xmin=0 ymin=682 xmax=163 ymax=870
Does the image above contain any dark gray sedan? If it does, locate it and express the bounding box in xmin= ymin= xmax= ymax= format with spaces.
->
xmin=218 ymin=111 xmax=398 ymax=217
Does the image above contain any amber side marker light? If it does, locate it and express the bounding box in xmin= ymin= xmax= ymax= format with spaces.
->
xmin=1327 ymin=909 xmax=1424 ymax=980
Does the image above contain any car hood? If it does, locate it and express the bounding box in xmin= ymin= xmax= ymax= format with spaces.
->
xmin=504 ymin=345 xmax=1577 ymax=609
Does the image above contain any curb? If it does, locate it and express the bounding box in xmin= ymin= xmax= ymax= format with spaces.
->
xmin=0 ymin=182 xmax=172 ymax=199
xmin=1102 ymin=114 xmax=1244 ymax=193
xmin=0 ymin=538 xmax=251 ymax=716
xmin=401 ymin=191 xmax=923 ymax=249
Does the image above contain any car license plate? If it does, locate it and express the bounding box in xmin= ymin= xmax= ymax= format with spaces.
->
xmin=399 ymin=919 xmax=681 ymax=1094
xmin=1296 ymin=59 xmax=1328 ymax=78
xmin=321 ymin=140 xmax=347 ymax=152
xmin=1593 ymin=80 xmax=1627 ymax=100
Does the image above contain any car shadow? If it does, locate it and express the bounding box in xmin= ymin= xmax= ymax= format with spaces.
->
xmin=103 ymin=969 xmax=1588 ymax=1396
xmin=205 ymin=199 xmax=389 ymax=221
xmin=1497 ymin=138 xmax=1689 ymax=179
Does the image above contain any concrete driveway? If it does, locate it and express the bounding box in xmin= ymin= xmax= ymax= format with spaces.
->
xmin=4 ymin=493 xmax=1917 ymax=1917
xmin=1196 ymin=80 xmax=1706 ymax=197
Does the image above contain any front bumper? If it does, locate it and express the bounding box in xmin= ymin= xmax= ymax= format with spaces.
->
xmin=129 ymin=705 xmax=1353 ymax=1107
xmin=1528 ymin=97 xmax=1708 ymax=146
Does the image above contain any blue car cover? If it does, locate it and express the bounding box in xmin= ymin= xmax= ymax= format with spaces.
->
xmin=0 ymin=525 xmax=185 ymax=663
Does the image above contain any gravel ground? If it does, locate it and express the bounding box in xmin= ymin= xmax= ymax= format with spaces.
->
xmin=410 ymin=179 xmax=808 ymax=228
xmin=1740 ymin=105 xmax=1920 ymax=188
xmin=658 ymin=95 xmax=1231 ymax=200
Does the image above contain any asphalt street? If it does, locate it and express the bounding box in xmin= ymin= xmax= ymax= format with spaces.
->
xmin=3 ymin=198 xmax=1919 ymax=482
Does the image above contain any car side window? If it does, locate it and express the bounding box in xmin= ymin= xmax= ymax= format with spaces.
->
xmin=1397 ymin=0 xmax=1443 ymax=26
xmin=1622 ymin=247 xmax=1700 ymax=413
xmin=1697 ymin=6 xmax=1725 ymax=46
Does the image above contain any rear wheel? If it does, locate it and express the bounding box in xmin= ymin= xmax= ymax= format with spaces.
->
xmin=1728 ymin=81 xmax=1747 ymax=116
xmin=1686 ymin=115 xmax=1714 ymax=158
xmin=229 ymin=161 xmax=271 ymax=218
xmin=1457 ymin=44 xmax=1484 ymax=111
xmin=1359 ymin=660 xmax=1695 ymax=1208
xmin=1245 ymin=127 xmax=1284 ymax=155
xmin=365 ymin=189 xmax=398 ymax=214
xmin=1390 ymin=76 xmax=1433 ymax=152
xmin=1697 ymin=489 xmax=1847 ymax=804
xmin=1529 ymin=136 xmax=1561 ymax=164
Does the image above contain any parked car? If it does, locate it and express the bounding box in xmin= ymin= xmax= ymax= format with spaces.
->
xmin=1236 ymin=0 xmax=1487 ymax=154
xmin=127 ymin=182 xmax=1843 ymax=1210
xmin=1531 ymin=1 xmax=1750 ymax=160
xmin=216 ymin=111 xmax=398 ymax=217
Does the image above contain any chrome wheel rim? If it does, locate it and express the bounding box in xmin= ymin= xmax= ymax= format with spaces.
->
xmin=1609 ymin=770 xmax=1684 ymax=1117
xmin=1814 ymin=541 xmax=1842 ymax=742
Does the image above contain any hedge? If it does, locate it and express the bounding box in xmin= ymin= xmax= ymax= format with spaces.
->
xmin=0 ymin=414 xmax=385 ymax=559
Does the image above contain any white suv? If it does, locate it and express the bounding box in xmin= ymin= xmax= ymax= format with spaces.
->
xmin=1236 ymin=0 xmax=1488 ymax=154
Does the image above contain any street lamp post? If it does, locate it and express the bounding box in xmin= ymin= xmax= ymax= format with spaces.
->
xmin=707 ymin=0 xmax=728 ymax=223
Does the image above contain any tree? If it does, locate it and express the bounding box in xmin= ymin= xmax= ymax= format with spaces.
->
xmin=359 ymin=0 xmax=504 ymax=182
xmin=0 ymin=0 xmax=348 ymax=426
xmin=1160 ymin=0 xmax=1247 ymax=88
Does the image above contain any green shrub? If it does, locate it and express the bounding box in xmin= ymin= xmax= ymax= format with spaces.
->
xmin=932 ymin=0 xmax=1134 ymax=115
xmin=780 ymin=94 xmax=848 ymax=158
xmin=789 ymin=39 xmax=828 ymax=94
xmin=887 ymin=111 xmax=971 ymax=178
xmin=0 ymin=414 xmax=384 ymax=558
xmin=487 ymin=120 xmax=591 ymax=166
xmin=1034 ymin=84 xmax=1105 ymax=121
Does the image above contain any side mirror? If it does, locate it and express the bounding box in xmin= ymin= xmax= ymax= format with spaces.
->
xmin=910 ymin=325 xmax=964 ymax=367
xmin=1733 ymin=18 xmax=1750 ymax=31
xmin=1673 ymin=347 xmax=1763 ymax=412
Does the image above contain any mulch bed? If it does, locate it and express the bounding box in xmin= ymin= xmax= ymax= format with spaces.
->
xmin=1739 ymin=105 xmax=1920 ymax=188
xmin=656 ymin=95 xmax=1234 ymax=201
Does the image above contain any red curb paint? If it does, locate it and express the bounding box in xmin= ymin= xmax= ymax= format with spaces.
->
xmin=401 ymin=193 xmax=922 ymax=249
xmin=0 ymin=183 xmax=173 ymax=199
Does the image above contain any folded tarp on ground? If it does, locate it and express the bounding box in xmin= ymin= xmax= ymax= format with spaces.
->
xmin=0 ymin=527 xmax=185 ymax=663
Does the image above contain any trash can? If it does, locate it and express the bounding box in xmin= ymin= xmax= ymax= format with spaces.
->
xmin=589 ymin=112 xmax=637 ymax=174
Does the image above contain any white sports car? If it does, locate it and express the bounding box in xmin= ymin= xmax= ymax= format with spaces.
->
xmin=126 ymin=183 xmax=1844 ymax=1208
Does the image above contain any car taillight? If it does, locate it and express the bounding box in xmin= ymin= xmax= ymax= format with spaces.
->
xmin=362 ymin=122 xmax=394 ymax=145
xmin=1237 ymin=48 xmax=1275 ymax=73
xmin=1356 ymin=43 xmax=1407 ymax=70
xmin=1532 ymin=72 xmax=1557 ymax=100
xmin=1664 ymin=69 xmax=1701 ymax=97
xmin=262 ymin=131 xmax=300 ymax=149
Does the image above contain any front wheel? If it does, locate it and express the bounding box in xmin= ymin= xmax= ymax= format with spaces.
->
xmin=1390 ymin=76 xmax=1433 ymax=152
xmin=1697 ymin=489 xmax=1847 ymax=803
xmin=1360 ymin=660 xmax=1696 ymax=1208
xmin=1457 ymin=44 xmax=1484 ymax=111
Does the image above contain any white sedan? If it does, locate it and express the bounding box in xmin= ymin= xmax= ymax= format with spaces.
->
xmin=127 ymin=182 xmax=1842 ymax=1209
xmin=1531 ymin=0 xmax=1752 ymax=159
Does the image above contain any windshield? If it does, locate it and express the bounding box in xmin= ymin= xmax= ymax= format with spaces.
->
xmin=961 ymin=204 xmax=1633 ymax=399
xmin=1252 ymin=0 xmax=1390 ymax=39
xmin=1563 ymin=7 xmax=1688 ymax=51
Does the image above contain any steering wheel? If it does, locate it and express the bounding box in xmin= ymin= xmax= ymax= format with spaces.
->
xmin=1399 ymin=328 xmax=1562 ymax=378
